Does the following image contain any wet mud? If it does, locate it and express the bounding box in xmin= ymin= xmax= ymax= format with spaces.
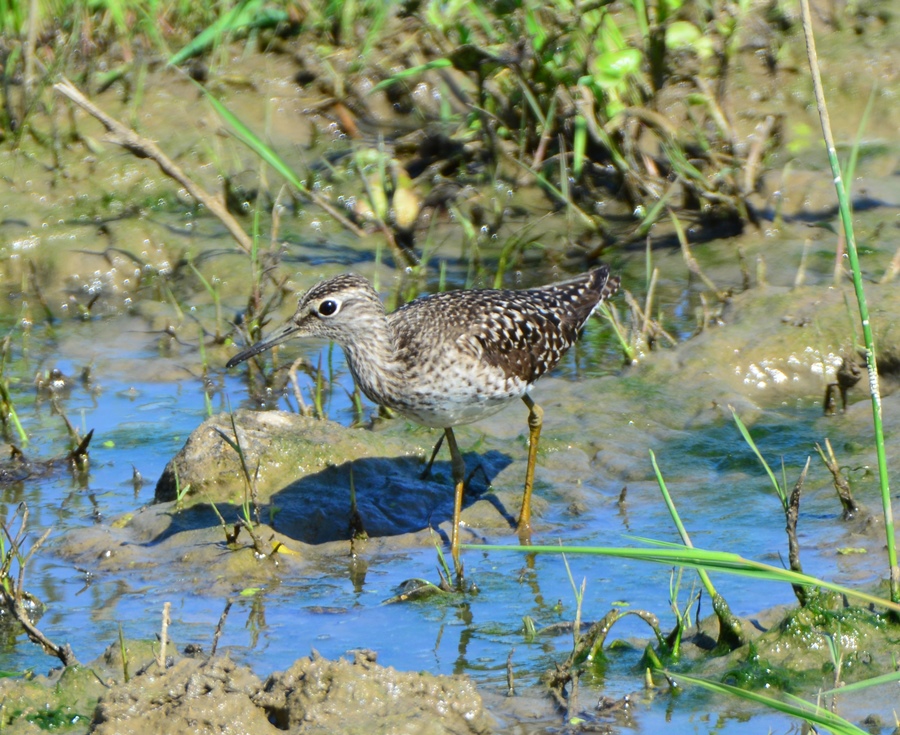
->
xmin=0 ymin=642 xmax=490 ymax=735
xmin=2 ymin=6 xmax=900 ymax=732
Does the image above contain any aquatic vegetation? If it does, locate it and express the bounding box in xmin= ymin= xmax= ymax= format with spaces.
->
xmin=381 ymin=0 xmax=770 ymax=227
xmin=0 ymin=1 xmax=897 ymax=733
xmin=2 ymin=0 xmax=801 ymax=258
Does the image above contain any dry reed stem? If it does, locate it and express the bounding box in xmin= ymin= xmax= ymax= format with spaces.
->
xmin=158 ymin=601 xmax=171 ymax=670
xmin=54 ymin=78 xmax=255 ymax=255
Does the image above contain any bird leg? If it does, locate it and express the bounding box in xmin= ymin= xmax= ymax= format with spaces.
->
xmin=518 ymin=394 xmax=543 ymax=542
xmin=423 ymin=432 xmax=486 ymax=491
xmin=443 ymin=427 xmax=466 ymax=586
xmin=420 ymin=433 xmax=445 ymax=479
xmin=348 ymin=465 xmax=368 ymax=543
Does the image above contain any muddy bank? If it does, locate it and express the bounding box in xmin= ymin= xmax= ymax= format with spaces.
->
xmin=0 ymin=642 xmax=491 ymax=735
xmin=4 ymin=596 xmax=896 ymax=735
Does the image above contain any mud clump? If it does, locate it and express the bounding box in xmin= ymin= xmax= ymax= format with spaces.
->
xmin=255 ymin=649 xmax=491 ymax=735
xmin=92 ymin=655 xmax=270 ymax=735
xmin=94 ymin=648 xmax=490 ymax=735
xmin=1 ymin=643 xmax=491 ymax=735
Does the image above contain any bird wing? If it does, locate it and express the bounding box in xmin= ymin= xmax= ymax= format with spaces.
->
xmin=387 ymin=268 xmax=613 ymax=383
xmin=471 ymin=294 xmax=572 ymax=382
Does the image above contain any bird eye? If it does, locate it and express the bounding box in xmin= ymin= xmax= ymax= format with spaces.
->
xmin=318 ymin=299 xmax=339 ymax=316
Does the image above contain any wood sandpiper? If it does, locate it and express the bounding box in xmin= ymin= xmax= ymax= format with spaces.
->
xmin=226 ymin=266 xmax=620 ymax=583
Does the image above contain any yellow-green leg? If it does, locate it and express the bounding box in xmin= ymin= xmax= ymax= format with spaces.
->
xmin=518 ymin=394 xmax=543 ymax=541
xmin=443 ymin=427 xmax=466 ymax=586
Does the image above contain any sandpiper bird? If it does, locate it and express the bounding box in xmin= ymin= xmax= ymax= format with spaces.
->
xmin=226 ymin=266 xmax=619 ymax=582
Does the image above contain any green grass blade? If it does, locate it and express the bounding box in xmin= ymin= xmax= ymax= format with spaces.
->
xmin=730 ymin=407 xmax=786 ymax=508
xmin=503 ymin=155 xmax=600 ymax=231
xmin=596 ymin=302 xmax=635 ymax=362
xmin=819 ymin=668 xmax=900 ymax=695
xmin=371 ymin=59 xmax=453 ymax=92
xmin=800 ymin=0 xmax=896 ymax=601
xmin=168 ymin=0 xmax=256 ymax=66
xmin=666 ymin=671 xmax=868 ymax=735
xmin=197 ymin=84 xmax=308 ymax=194
xmin=167 ymin=0 xmax=288 ymax=67
xmin=842 ymin=84 xmax=876 ymax=195
xmin=0 ymin=381 xmax=27 ymax=446
xmin=466 ymin=541 xmax=900 ymax=613
xmin=572 ymin=114 xmax=586 ymax=179
xmin=634 ymin=182 xmax=677 ymax=239
xmin=5 ymin=400 xmax=27 ymax=447
xmin=649 ymin=449 xmax=717 ymax=598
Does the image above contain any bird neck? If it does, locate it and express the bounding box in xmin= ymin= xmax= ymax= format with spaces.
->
xmin=338 ymin=311 xmax=404 ymax=405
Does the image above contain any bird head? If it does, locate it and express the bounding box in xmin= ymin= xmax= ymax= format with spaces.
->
xmin=226 ymin=274 xmax=384 ymax=368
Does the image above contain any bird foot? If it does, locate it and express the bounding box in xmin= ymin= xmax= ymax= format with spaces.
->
xmin=516 ymin=521 xmax=533 ymax=547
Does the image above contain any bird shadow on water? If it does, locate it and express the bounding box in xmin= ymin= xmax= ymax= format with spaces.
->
xmin=144 ymin=449 xmax=515 ymax=553
xmin=267 ymin=449 xmax=515 ymax=547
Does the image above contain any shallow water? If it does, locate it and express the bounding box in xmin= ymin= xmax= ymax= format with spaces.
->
xmin=2 ymin=42 xmax=900 ymax=734
xmin=6 ymin=253 xmax=900 ymax=733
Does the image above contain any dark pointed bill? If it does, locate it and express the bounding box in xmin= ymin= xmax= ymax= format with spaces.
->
xmin=225 ymin=321 xmax=302 ymax=368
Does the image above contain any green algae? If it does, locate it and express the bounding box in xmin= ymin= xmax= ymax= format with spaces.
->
xmin=721 ymin=642 xmax=804 ymax=692
xmin=692 ymin=591 xmax=896 ymax=703
xmin=0 ymin=666 xmax=104 ymax=733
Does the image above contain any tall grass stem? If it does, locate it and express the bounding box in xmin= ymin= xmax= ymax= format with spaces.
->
xmin=799 ymin=0 xmax=896 ymax=602
xmin=649 ymin=450 xmax=716 ymax=600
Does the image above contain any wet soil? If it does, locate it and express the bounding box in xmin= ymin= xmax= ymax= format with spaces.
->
xmin=2 ymin=8 xmax=900 ymax=734
xmin=0 ymin=641 xmax=490 ymax=735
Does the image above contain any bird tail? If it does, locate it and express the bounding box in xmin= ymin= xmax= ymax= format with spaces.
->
xmin=593 ymin=265 xmax=620 ymax=302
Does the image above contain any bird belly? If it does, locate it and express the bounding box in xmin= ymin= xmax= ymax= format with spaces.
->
xmin=388 ymin=370 xmax=530 ymax=428
xmin=398 ymin=393 xmax=519 ymax=428
xmin=349 ymin=338 xmax=532 ymax=428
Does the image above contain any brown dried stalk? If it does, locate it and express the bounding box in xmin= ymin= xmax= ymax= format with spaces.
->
xmin=0 ymin=503 xmax=79 ymax=666
xmin=815 ymin=438 xmax=860 ymax=518
xmin=53 ymin=77 xmax=254 ymax=254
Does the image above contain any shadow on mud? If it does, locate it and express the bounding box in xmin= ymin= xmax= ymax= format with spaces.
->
xmin=150 ymin=449 xmax=514 ymax=548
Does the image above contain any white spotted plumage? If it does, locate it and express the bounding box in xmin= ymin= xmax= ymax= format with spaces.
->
xmin=228 ymin=267 xmax=620 ymax=428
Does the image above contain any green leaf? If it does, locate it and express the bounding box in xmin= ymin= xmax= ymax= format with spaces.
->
xmin=197 ymin=84 xmax=308 ymax=194
xmin=666 ymin=21 xmax=715 ymax=59
xmin=592 ymin=48 xmax=642 ymax=83
xmin=667 ymin=671 xmax=869 ymax=735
